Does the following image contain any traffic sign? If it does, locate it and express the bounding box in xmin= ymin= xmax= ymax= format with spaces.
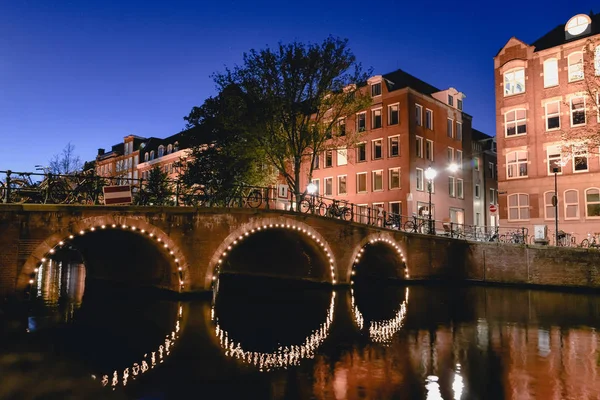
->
xmin=489 ymin=204 xmax=497 ymax=213
xmin=103 ymin=185 xmax=132 ymax=205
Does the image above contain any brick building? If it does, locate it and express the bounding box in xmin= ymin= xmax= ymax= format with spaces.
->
xmin=495 ymin=12 xmax=600 ymax=243
xmin=96 ymin=135 xmax=146 ymax=184
xmin=301 ymin=69 xmax=478 ymax=228
xmin=137 ymin=130 xmax=193 ymax=181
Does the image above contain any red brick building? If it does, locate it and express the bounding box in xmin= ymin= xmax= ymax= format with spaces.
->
xmin=495 ymin=12 xmax=600 ymax=244
xmin=301 ymin=69 xmax=477 ymax=228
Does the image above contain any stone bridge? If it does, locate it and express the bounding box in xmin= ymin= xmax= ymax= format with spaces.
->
xmin=0 ymin=204 xmax=474 ymax=298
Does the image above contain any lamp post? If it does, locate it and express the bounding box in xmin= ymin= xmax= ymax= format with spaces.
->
xmin=307 ymin=182 xmax=317 ymax=213
xmin=424 ymin=167 xmax=437 ymax=235
xmin=552 ymin=166 xmax=559 ymax=246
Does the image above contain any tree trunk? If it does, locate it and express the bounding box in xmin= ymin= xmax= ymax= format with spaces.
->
xmin=294 ymin=158 xmax=302 ymax=211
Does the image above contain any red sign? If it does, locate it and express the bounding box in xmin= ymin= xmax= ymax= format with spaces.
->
xmin=489 ymin=204 xmax=498 ymax=213
xmin=103 ymin=185 xmax=132 ymax=205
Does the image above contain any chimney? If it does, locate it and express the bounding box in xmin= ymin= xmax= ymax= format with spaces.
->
xmin=98 ymin=148 xmax=105 ymax=156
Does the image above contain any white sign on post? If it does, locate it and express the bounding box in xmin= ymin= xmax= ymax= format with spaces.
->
xmin=277 ymin=184 xmax=288 ymax=199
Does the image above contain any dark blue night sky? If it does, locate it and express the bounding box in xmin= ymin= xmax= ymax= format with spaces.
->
xmin=1 ymin=0 xmax=597 ymax=171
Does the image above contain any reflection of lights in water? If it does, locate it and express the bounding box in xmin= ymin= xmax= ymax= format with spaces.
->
xmin=538 ymin=329 xmax=551 ymax=357
xmin=425 ymin=375 xmax=443 ymax=400
xmin=453 ymin=364 xmax=464 ymax=399
xmin=212 ymin=291 xmax=336 ymax=372
xmin=351 ymin=287 xmax=409 ymax=344
xmin=96 ymin=302 xmax=183 ymax=389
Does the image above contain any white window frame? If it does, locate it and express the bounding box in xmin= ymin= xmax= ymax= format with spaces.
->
xmin=356 ymin=142 xmax=367 ymax=162
xmin=547 ymin=145 xmax=563 ymax=175
xmin=389 ymin=167 xmax=400 ymax=189
xmin=416 ymin=168 xmax=424 ymax=191
xmin=545 ymin=101 xmax=560 ymax=131
xmin=337 ymin=175 xmax=347 ymax=195
xmin=167 ymin=144 xmax=173 ymax=154
xmin=388 ymin=103 xmax=399 ymax=125
xmin=310 ymin=178 xmax=320 ymax=196
xmin=389 ymin=201 xmax=402 ymax=216
xmin=595 ymin=45 xmax=600 ymax=76
xmin=456 ymin=150 xmax=463 ymax=169
xmin=158 ymin=145 xmax=165 ymax=157
xmin=337 ymin=148 xmax=347 ymax=166
xmin=564 ymin=189 xmax=580 ymax=220
xmin=371 ymin=108 xmax=382 ymax=129
xmin=325 ymin=150 xmax=333 ymax=167
xmin=544 ymin=190 xmax=556 ymax=220
xmin=506 ymin=150 xmax=528 ymax=179
xmin=508 ymin=193 xmax=530 ymax=221
xmin=372 ymin=138 xmax=383 ymax=160
xmin=456 ymin=121 xmax=462 ymax=141
xmin=457 ymin=178 xmax=464 ymax=199
xmin=570 ymin=96 xmax=586 ymax=127
xmin=425 ymin=109 xmax=433 ymax=130
xmin=447 ymin=147 xmax=454 ymax=163
xmin=371 ymin=82 xmax=382 ymax=97
xmin=415 ymin=104 xmax=423 ymax=126
xmin=504 ymin=68 xmax=525 ymax=96
xmin=356 ymin=112 xmax=367 ymax=132
xmin=585 ymin=188 xmax=600 ymax=219
xmin=324 ymin=177 xmax=333 ymax=196
xmin=372 ymin=170 xmax=383 ymax=192
xmin=448 ymin=176 xmax=456 ymax=198
xmin=568 ymin=52 xmax=584 ymax=82
xmin=543 ymin=58 xmax=559 ymax=87
xmin=426 ymin=139 xmax=434 ymax=161
xmin=447 ymin=118 xmax=454 ymax=138
xmin=573 ymin=146 xmax=588 ymax=172
xmin=416 ymin=136 xmax=423 ymax=158
xmin=356 ymin=172 xmax=368 ymax=194
xmin=388 ymin=135 xmax=399 ymax=157
xmin=505 ymin=108 xmax=527 ymax=136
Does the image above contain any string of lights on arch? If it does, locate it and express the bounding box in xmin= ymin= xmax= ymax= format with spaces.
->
xmin=350 ymin=237 xmax=409 ymax=284
xmin=210 ymin=222 xmax=337 ymax=287
xmin=29 ymin=223 xmax=187 ymax=292
xmin=211 ymin=291 xmax=335 ymax=371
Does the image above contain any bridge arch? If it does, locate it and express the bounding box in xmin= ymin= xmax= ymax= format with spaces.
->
xmin=19 ymin=216 xmax=190 ymax=294
xmin=206 ymin=217 xmax=337 ymax=289
xmin=347 ymin=233 xmax=408 ymax=284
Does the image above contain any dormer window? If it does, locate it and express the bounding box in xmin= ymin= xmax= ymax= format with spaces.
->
xmin=457 ymin=99 xmax=463 ymax=111
xmin=167 ymin=144 xmax=173 ymax=154
xmin=504 ymin=68 xmax=525 ymax=96
xmin=144 ymin=153 xmax=149 ymax=162
xmin=174 ymin=141 xmax=179 ymax=151
xmin=565 ymin=14 xmax=591 ymax=37
xmin=371 ymin=82 xmax=382 ymax=97
xmin=158 ymin=145 xmax=165 ymax=157
xmin=448 ymin=95 xmax=454 ymax=106
xmin=150 ymin=150 xmax=155 ymax=160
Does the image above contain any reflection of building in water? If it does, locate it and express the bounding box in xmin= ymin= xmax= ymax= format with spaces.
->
xmin=37 ymin=258 xmax=86 ymax=308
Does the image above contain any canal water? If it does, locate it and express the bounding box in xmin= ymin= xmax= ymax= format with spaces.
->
xmin=2 ymin=262 xmax=600 ymax=399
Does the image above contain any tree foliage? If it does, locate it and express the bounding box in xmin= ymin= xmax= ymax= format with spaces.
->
xmin=143 ymin=166 xmax=173 ymax=205
xmin=212 ymin=36 xmax=371 ymax=205
xmin=49 ymin=143 xmax=83 ymax=175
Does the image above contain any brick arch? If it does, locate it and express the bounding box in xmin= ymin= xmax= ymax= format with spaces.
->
xmin=18 ymin=216 xmax=189 ymax=293
xmin=206 ymin=217 xmax=337 ymax=289
xmin=346 ymin=233 xmax=408 ymax=283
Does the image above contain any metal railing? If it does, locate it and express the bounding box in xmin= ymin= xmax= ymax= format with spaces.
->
xmin=0 ymin=169 xmax=532 ymax=244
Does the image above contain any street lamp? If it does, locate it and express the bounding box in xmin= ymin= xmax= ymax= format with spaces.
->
xmin=307 ymin=182 xmax=317 ymax=213
xmin=552 ymin=166 xmax=559 ymax=246
xmin=424 ymin=167 xmax=437 ymax=234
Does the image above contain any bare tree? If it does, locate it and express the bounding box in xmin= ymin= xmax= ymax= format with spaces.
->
xmin=49 ymin=143 xmax=83 ymax=175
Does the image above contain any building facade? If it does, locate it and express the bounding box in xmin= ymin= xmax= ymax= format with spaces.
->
xmin=301 ymin=69 xmax=476 ymax=228
xmin=96 ymin=135 xmax=146 ymax=184
xmin=472 ymin=129 xmax=498 ymax=230
xmin=495 ymin=12 xmax=600 ymax=243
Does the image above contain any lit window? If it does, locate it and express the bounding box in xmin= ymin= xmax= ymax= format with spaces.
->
xmin=356 ymin=112 xmax=366 ymax=132
xmin=372 ymin=170 xmax=383 ymax=191
xmin=425 ymin=109 xmax=433 ymax=129
xmin=504 ymin=68 xmax=525 ymax=96
xmin=337 ymin=175 xmax=347 ymax=195
xmin=372 ymin=139 xmax=382 ymax=160
xmin=357 ymin=172 xmax=367 ymax=193
xmin=357 ymin=142 xmax=366 ymax=162
xmin=570 ymin=97 xmax=586 ymax=126
xmin=547 ymin=145 xmax=563 ymax=174
xmin=585 ymin=188 xmax=600 ymax=218
xmin=508 ymin=193 xmax=530 ymax=220
xmin=566 ymin=14 xmax=591 ymax=36
xmin=505 ymin=109 xmax=527 ymax=136
xmin=389 ymin=168 xmax=400 ymax=189
xmin=568 ymin=52 xmax=584 ymax=82
xmin=311 ymin=179 xmax=320 ymax=195
xmin=416 ymin=136 xmax=423 ymax=158
xmin=457 ymin=179 xmax=463 ymax=199
xmin=456 ymin=122 xmax=462 ymax=141
xmin=388 ymin=136 xmax=399 ymax=157
xmin=324 ymin=177 xmax=333 ymax=196
xmin=325 ymin=150 xmax=333 ymax=167
xmin=415 ymin=104 xmax=423 ymax=126
xmin=544 ymin=191 xmax=556 ymax=220
xmin=543 ymin=58 xmax=559 ymax=87
xmin=372 ymin=109 xmax=382 ymax=129
xmin=573 ymin=147 xmax=588 ymax=172
xmin=388 ymin=104 xmax=399 ymax=125
xmin=371 ymin=82 xmax=381 ymax=97
xmin=506 ymin=151 xmax=528 ymax=178
xmin=565 ymin=189 xmax=579 ymax=219
xmin=545 ymin=101 xmax=560 ymax=130
xmin=448 ymin=176 xmax=456 ymax=197
xmin=416 ymin=168 xmax=424 ymax=191
xmin=426 ymin=140 xmax=433 ymax=161
xmin=447 ymin=118 xmax=453 ymax=138
xmin=337 ymin=149 xmax=347 ymax=166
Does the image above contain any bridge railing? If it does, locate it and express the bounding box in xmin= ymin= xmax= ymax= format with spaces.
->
xmin=1 ymin=170 xmax=529 ymax=243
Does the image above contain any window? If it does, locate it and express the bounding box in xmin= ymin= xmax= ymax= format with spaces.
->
xmin=475 ymin=184 xmax=480 ymax=198
xmin=415 ymin=104 xmax=423 ymax=126
xmin=324 ymin=177 xmax=333 ymax=196
xmin=338 ymin=175 xmax=347 ymax=195
xmin=313 ymin=153 xmax=320 ymax=169
xmin=507 ymin=151 xmax=528 ymax=178
xmin=158 ymin=145 xmax=165 ymax=157
xmin=568 ymin=52 xmax=584 ymax=82
xmin=426 ymin=140 xmax=434 ymax=161
xmin=457 ymin=99 xmax=463 ymax=111
xmin=389 ymin=168 xmax=400 ymax=189
xmin=543 ymin=58 xmax=559 ymax=87
xmin=544 ymin=191 xmax=556 ymax=220
xmin=357 ymin=142 xmax=366 ymax=162
xmin=336 ymin=149 xmax=347 ymax=166
xmin=416 ymin=168 xmax=424 ymax=191
xmin=448 ymin=176 xmax=456 ymax=197
xmin=490 ymin=188 xmax=496 ymax=204
xmin=474 ymin=157 xmax=480 ymax=171
xmin=586 ymin=188 xmax=600 ymax=217
xmin=570 ymin=97 xmax=586 ymax=126
xmin=338 ymin=118 xmax=346 ymax=136
xmin=416 ymin=136 xmax=423 ymax=158
xmin=372 ymin=139 xmax=382 ymax=160
xmin=356 ymin=112 xmax=366 ymax=132
xmin=389 ymin=136 xmax=399 ymax=157
xmin=547 ymin=145 xmax=562 ymax=174
xmin=167 ymin=144 xmax=173 ymax=154
xmin=150 ymin=150 xmax=155 ymax=160
xmin=371 ymin=82 xmax=382 ymax=97
xmin=372 ymin=109 xmax=382 ymax=129
xmin=447 ymin=147 xmax=454 ymax=163
xmin=545 ymin=101 xmax=560 ymax=130
xmin=388 ymin=104 xmax=399 ymax=125
xmin=457 ymin=179 xmax=463 ymax=199
xmin=144 ymin=153 xmax=149 ymax=162
xmin=325 ymin=150 xmax=333 ymax=167
xmin=489 ymin=162 xmax=495 ymax=179
xmin=425 ymin=109 xmax=433 ymax=129
xmin=504 ymin=68 xmax=525 ymax=96
xmin=505 ymin=109 xmax=527 ymax=136
xmin=357 ymin=173 xmax=367 ymax=193
xmin=447 ymin=118 xmax=454 ymax=138
xmin=573 ymin=147 xmax=588 ymax=172
xmin=174 ymin=141 xmax=179 ymax=151
xmin=311 ymin=179 xmax=320 ymax=195
xmin=448 ymin=94 xmax=454 ymax=106
xmin=596 ymin=46 xmax=600 ymax=76
xmin=508 ymin=193 xmax=530 ymax=220
xmin=565 ymin=189 xmax=579 ymax=219
xmin=389 ymin=201 xmax=401 ymax=216
xmin=372 ymin=170 xmax=383 ymax=191
xmin=456 ymin=150 xmax=463 ymax=168
xmin=456 ymin=122 xmax=462 ymax=141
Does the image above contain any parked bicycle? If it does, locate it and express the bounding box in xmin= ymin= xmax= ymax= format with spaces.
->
xmin=580 ymin=233 xmax=600 ymax=249
xmin=403 ymin=215 xmax=429 ymax=234
xmin=299 ymin=194 xmax=327 ymax=215
xmin=324 ymin=199 xmax=352 ymax=220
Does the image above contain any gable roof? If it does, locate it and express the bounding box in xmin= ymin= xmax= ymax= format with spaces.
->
xmin=532 ymin=12 xmax=600 ymax=52
xmin=382 ymin=68 xmax=441 ymax=96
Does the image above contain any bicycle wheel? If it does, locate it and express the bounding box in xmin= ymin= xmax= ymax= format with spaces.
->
xmin=299 ymin=199 xmax=312 ymax=213
xmin=246 ymin=190 xmax=262 ymax=208
xmin=342 ymin=207 xmax=353 ymax=221
xmin=580 ymin=239 xmax=589 ymax=248
xmin=7 ymin=179 xmax=30 ymax=204
xmin=316 ymin=202 xmax=327 ymax=216
xmin=403 ymin=220 xmax=416 ymax=232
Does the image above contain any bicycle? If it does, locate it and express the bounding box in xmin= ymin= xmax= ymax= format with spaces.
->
xmin=580 ymin=233 xmax=600 ymax=249
xmin=383 ymin=212 xmax=402 ymax=229
xmin=403 ymin=215 xmax=429 ymax=234
xmin=324 ymin=199 xmax=352 ymax=220
xmin=299 ymin=194 xmax=327 ymax=215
